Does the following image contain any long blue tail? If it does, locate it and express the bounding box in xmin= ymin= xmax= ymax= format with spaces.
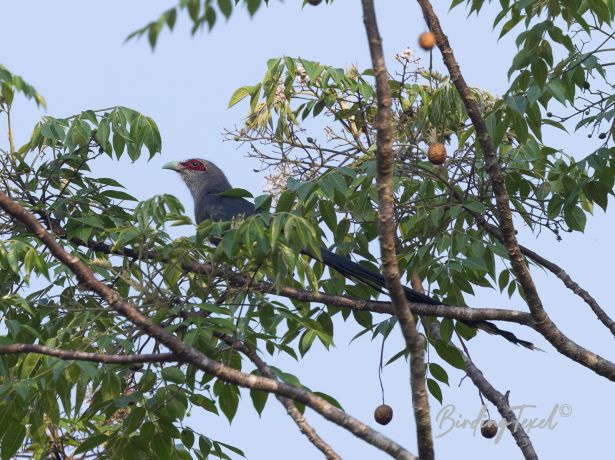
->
xmin=318 ymin=247 xmax=536 ymax=350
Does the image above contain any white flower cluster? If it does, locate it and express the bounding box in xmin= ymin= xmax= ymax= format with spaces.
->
xmin=264 ymin=161 xmax=293 ymax=197
xmin=395 ymin=47 xmax=414 ymax=62
xmin=274 ymin=81 xmax=286 ymax=103
xmin=296 ymin=65 xmax=308 ymax=85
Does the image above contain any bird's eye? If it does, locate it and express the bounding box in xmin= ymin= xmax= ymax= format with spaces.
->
xmin=191 ymin=161 xmax=199 ymax=167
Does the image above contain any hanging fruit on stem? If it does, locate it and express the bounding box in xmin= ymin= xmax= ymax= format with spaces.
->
xmin=428 ymin=142 xmax=447 ymax=165
xmin=374 ymin=404 xmax=393 ymax=425
xmin=419 ymin=31 xmax=436 ymax=50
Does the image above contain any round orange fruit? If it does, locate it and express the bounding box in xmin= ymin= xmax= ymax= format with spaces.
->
xmin=427 ymin=143 xmax=447 ymax=165
xmin=419 ymin=31 xmax=436 ymax=50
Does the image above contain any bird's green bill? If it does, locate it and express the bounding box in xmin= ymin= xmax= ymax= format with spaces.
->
xmin=162 ymin=161 xmax=182 ymax=171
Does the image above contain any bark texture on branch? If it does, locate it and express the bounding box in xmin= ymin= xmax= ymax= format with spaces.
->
xmin=362 ymin=1 xmax=435 ymax=459
xmin=414 ymin=275 xmax=538 ymax=459
xmin=0 ymin=343 xmax=177 ymax=363
xmin=463 ymin=354 xmax=539 ymax=460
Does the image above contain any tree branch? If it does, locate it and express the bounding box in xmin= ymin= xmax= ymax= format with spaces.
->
xmin=474 ymin=213 xmax=615 ymax=337
xmin=434 ymin=172 xmax=613 ymax=337
xmin=461 ymin=351 xmax=539 ymax=460
xmin=0 ymin=191 xmax=417 ymax=460
xmin=26 ymin=204 xmax=537 ymax=334
xmin=0 ymin=343 xmax=177 ymax=364
xmin=362 ymin=2 xmax=435 ymax=459
xmin=414 ymin=275 xmax=538 ymax=459
xmin=219 ymin=334 xmax=341 ymax=460
xmin=416 ymin=0 xmax=615 ymax=381
xmin=70 ymin=233 xmax=535 ymax=326
xmin=241 ymin=279 xmax=534 ymax=325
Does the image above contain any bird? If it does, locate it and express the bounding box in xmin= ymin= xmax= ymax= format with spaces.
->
xmin=163 ymin=158 xmax=535 ymax=349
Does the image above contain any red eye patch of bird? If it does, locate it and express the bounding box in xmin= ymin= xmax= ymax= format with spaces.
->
xmin=180 ymin=159 xmax=207 ymax=171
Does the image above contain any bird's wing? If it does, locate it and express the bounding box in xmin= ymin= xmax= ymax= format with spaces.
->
xmin=196 ymin=193 xmax=256 ymax=223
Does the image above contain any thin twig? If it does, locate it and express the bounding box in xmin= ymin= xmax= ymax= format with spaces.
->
xmin=219 ymin=334 xmax=342 ymax=460
xmin=474 ymin=212 xmax=615 ymax=337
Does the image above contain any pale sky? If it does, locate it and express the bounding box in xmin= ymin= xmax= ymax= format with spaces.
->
xmin=2 ymin=1 xmax=613 ymax=459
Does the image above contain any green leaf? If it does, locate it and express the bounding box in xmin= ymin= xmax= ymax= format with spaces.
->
xmin=96 ymin=117 xmax=112 ymax=154
xmin=313 ymin=391 xmax=344 ymax=410
xmin=101 ymin=190 xmax=138 ymax=201
xmin=190 ymin=394 xmax=218 ymax=414
xmin=250 ymin=388 xmax=268 ymax=416
xmin=204 ymin=5 xmax=217 ymax=29
xmin=148 ymin=21 xmax=161 ymax=48
xmin=463 ymin=201 xmax=486 ymax=214
xmin=276 ymin=190 xmax=296 ymax=213
xmin=74 ymin=434 xmax=108 ymax=454
xmin=352 ymin=309 xmax=373 ymax=329
xmin=71 ymin=119 xmax=92 ymax=146
xmin=505 ymin=94 xmax=527 ymax=115
xmin=112 ymin=133 xmax=125 ymax=157
xmin=20 ymin=353 xmax=41 ymax=379
xmin=564 ymin=205 xmax=586 ymax=231
xmin=547 ymin=79 xmax=568 ymax=104
xmin=1 ymin=83 xmax=14 ymax=106
xmin=385 ymin=348 xmax=408 ymax=366
xmin=254 ymin=194 xmax=272 ymax=212
xmin=199 ymin=436 xmax=212 ymax=457
xmin=218 ymin=188 xmax=253 ymax=198
xmin=319 ymin=200 xmax=337 ymax=232
xmin=181 ymin=429 xmax=195 ymax=449
xmin=455 ymin=321 xmax=477 ymax=340
xmin=72 ymin=216 xmax=105 ymax=230
xmin=162 ymin=366 xmax=186 ymax=384
xmin=217 ymin=382 xmax=239 ymax=423
xmin=510 ymin=112 xmax=528 ymax=143
xmin=299 ymin=330 xmax=317 ymax=356
xmin=228 ymin=85 xmax=257 ymax=108
xmin=547 ymin=195 xmax=563 ymax=219
xmin=427 ymin=378 xmax=443 ymax=403
xmin=1 ymin=423 xmax=26 ymax=460
xmin=246 ymin=0 xmax=261 ymax=16
xmin=432 ymin=340 xmax=465 ymax=370
xmin=165 ymin=8 xmax=177 ymax=29
xmin=218 ymin=0 xmax=233 ymax=18
xmin=498 ymin=269 xmax=510 ymax=292
xmin=439 ymin=319 xmax=453 ymax=343
xmin=124 ymin=406 xmax=146 ymax=434
xmin=0 ymin=64 xmax=45 ymax=107
xmin=463 ymin=256 xmax=487 ymax=272
xmin=429 ymin=363 xmax=449 ymax=385
xmin=187 ymin=0 xmax=200 ymax=21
